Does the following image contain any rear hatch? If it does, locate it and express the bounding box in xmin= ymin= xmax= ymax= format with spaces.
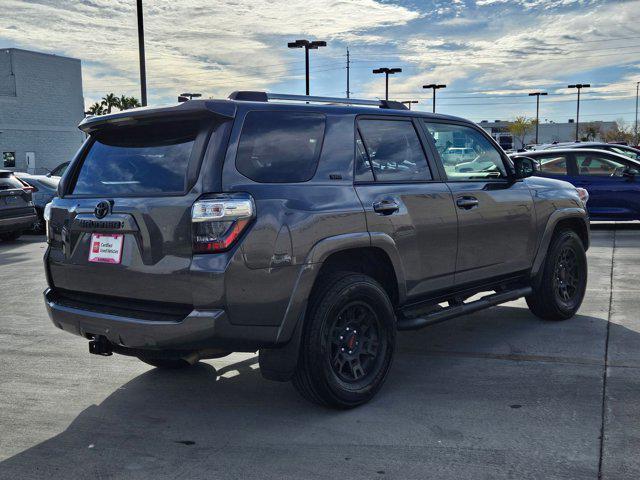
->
xmin=46 ymin=102 xmax=234 ymax=307
xmin=0 ymin=172 xmax=33 ymax=220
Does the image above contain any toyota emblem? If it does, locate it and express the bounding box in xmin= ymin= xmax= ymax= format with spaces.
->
xmin=94 ymin=201 xmax=111 ymax=219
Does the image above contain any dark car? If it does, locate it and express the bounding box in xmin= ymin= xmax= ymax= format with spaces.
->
xmin=47 ymin=161 xmax=70 ymax=179
xmin=0 ymin=170 xmax=37 ymax=241
xmin=537 ymin=141 xmax=640 ymax=162
xmin=43 ymin=92 xmax=590 ymax=408
xmin=511 ymin=148 xmax=640 ymax=221
xmin=15 ymin=173 xmax=59 ymax=232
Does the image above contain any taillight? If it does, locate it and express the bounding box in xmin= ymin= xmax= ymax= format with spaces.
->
xmin=191 ymin=194 xmax=255 ymax=253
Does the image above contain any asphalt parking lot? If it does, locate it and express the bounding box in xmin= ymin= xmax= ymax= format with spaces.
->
xmin=0 ymin=226 xmax=638 ymax=480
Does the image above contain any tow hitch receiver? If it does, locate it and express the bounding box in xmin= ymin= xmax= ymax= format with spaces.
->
xmin=89 ymin=336 xmax=113 ymax=356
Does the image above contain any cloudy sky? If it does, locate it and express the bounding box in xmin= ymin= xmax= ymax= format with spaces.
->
xmin=2 ymin=0 xmax=640 ymax=124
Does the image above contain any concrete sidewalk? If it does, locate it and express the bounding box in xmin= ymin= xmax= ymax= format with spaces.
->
xmin=0 ymin=226 xmax=638 ymax=479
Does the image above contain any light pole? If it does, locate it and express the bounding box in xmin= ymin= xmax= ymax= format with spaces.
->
xmin=373 ymin=67 xmax=402 ymax=101
xmin=423 ymin=84 xmax=446 ymax=113
xmin=136 ymin=0 xmax=147 ymax=106
xmin=178 ymin=93 xmax=202 ymax=103
xmin=635 ymin=81 xmax=639 ymax=146
xmin=401 ymin=100 xmax=419 ymax=110
xmin=528 ymin=92 xmax=547 ymax=144
xmin=288 ymin=39 xmax=327 ymax=96
xmin=568 ymin=84 xmax=590 ymax=141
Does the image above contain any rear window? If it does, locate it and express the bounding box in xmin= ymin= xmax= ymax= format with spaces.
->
xmin=236 ymin=111 xmax=325 ymax=183
xmin=72 ymin=121 xmax=201 ymax=195
xmin=0 ymin=174 xmax=23 ymax=190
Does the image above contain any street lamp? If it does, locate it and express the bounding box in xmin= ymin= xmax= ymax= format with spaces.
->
xmin=178 ymin=93 xmax=202 ymax=102
xmin=401 ymin=100 xmax=419 ymax=110
xmin=373 ymin=67 xmax=402 ymax=101
xmin=136 ymin=0 xmax=147 ymax=106
xmin=528 ymin=92 xmax=548 ymax=144
xmin=423 ymin=84 xmax=446 ymax=113
xmin=288 ymin=39 xmax=327 ymax=96
xmin=568 ymin=84 xmax=590 ymax=141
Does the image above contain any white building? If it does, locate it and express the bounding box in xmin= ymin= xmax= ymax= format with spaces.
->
xmin=479 ymin=119 xmax=617 ymax=150
xmin=0 ymin=48 xmax=85 ymax=173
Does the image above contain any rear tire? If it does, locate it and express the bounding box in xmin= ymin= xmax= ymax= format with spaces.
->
xmin=137 ymin=356 xmax=194 ymax=369
xmin=0 ymin=231 xmax=22 ymax=242
xmin=526 ymin=229 xmax=587 ymax=321
xmin=293 ymin=273 xmax=396 ymax=408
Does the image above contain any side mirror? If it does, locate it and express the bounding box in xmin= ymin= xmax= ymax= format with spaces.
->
xmin=512 ymin=156 xmax=537 ymax=179
xmin=623 ymin=168 xmax=638 ymax=178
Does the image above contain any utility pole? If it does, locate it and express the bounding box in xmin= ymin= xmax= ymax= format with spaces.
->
xmin=372 ymin=67 xmax=402 ymax=100
xmin=287 ymin=39 xmax=327 ymax=96
xmin=346 ymin=48 xmax=350 ymax=98
xmin=568 ymin=84 xmax=590 ymax=141
xmin=423 ymin=84 xmax=446 ymax=113
xmin=528 ymin=92 xmax=547 ymax=144
xmin=136 ymin=0 xmax=147 ymax=106
xmin=635 ymin=81 xmax=639 ymax=146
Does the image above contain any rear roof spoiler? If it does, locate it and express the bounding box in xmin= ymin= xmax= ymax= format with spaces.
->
xmin=78 ymin=100 xmax=236 ymax=134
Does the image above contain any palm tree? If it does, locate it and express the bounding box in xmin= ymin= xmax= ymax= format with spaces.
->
xmin=86 ymin=102 xmax=105 ymax=115
xmin=101 ymin=93 xmax=119 ymax=114
xmin=118 ymin=95 xmax=141 ymax=110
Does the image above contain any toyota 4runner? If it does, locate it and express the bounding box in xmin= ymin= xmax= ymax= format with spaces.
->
xmin=43 ymin=92 xmax=589 ymax=408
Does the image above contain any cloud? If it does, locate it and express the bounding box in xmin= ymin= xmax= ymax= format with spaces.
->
xmin=0 ymin=0 xmax=420 ymax=105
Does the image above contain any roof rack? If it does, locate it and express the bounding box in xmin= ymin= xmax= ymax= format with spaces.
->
xmin=228 ymin=91 xmax=408 ymax=110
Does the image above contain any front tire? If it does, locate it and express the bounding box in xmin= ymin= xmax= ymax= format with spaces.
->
xmin=526 ymin=229 xmax=587 ymax=320
xmin=293 ymin=273 xmax=396 ymax=408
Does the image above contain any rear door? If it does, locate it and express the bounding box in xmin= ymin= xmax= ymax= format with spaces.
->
xmin=570 ymin=151 xmax=640 ymax=220
xmin=47 ymin=116 xmax=228 ymax=305
xmin=354 ymin=116 xmax=458 ymax=298
xmin=421 ymin=120 xmax=536 ymax=285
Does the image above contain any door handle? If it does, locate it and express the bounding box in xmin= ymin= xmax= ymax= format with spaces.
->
xmin=373 ymin=200 xmax=400 ymax=215
xmin=456 ymin=197 xmax=479 ymax=209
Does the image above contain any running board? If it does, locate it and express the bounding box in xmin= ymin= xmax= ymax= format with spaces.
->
xmin=396 ymin=287 xmax=532 ymax=331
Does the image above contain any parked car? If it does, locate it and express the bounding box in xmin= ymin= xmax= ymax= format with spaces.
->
xmin=510 ymin=148 xmax=640 ymax=220
xmin=535 ymin=141 xmax=640 ymax=161
xmin=0 ymin=170 xmax=37 ymax=242
xmin=47 ymin=161 xmax=70 ymax=178
xmin=44 ymin=92 xmax=590 ymax=408
xmin=15 ymin=173 xmax=59 ymax=232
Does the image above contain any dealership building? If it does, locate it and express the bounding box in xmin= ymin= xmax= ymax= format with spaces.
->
xmin=0 ymin=48 xmax=85 ymax=174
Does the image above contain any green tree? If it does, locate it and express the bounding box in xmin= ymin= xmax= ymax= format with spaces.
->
xmin=86 ymin=102 xmax=105 ymax=115
xmin=507 ymin=116 xmax=534 ymax=149
xmin=85 ymin=94 xmax=142 ymax=116
xmin=117 ymin=95 xmax=141 ymax=110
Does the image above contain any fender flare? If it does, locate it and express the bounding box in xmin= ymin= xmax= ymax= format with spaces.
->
xmin=259 ymin=232 xmax=406 ymax=382
xmin=530 ymin=207 xmax=589 ymax=281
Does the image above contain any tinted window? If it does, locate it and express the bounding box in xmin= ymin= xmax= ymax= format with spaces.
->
xmin=51 ymin=162 xmax=69 ymax=177
xmin=0 ymin=174 xmax=23 ymax=190
xmin=355 ymin=132 xmax=374 ymax=182
xmin=609 ymin=146 xmax=640 ymax=161
xmin=358 ymin=119 xmax=431 ymax=182
xmin=236 ymin=111 xmax=325 ymax=183
xmin=576 ymin=153 xmax=627 ymax=176
xmin=72 ymin=121 xmax=201 ymax=195
xmin=537 ymin=154 xmax=568 ymax=175
xmin=424 ymin=122 xmax=507 ymax=180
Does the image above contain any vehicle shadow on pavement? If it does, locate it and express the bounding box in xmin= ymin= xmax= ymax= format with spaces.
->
xmin=0 ymin=307 xmax=636 ymax=479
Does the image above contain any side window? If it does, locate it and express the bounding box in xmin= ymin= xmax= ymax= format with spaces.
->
xmin=609 ymin=146 xmax=640 ymax=161
xmin=357 ymin=119 xmax=431 ymax=182
xmin=575 ymin=153 xmax=627 ymax=177
xmin=236 ymin=111 xmax=325 ymax=183
xmin=355 ymin=132 xmax=374 ymax=182
xmin=536 ymin=154 xmax=569 ymax=175
xmin=423 ymin=122 xmax=507 ymax=180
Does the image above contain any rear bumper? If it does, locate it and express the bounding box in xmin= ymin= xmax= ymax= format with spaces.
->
xmin=0 ymin=214 xmax=37 ymax=233
xmin=44 ymin=288 xmax=279 ymax=352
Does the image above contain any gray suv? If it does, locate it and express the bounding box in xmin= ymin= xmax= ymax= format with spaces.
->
xmin=43 ymin=92 xmax=590 ymax=408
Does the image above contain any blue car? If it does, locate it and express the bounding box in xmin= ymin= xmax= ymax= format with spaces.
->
xmin=511 ymin=148 xmax=640 ymax=221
